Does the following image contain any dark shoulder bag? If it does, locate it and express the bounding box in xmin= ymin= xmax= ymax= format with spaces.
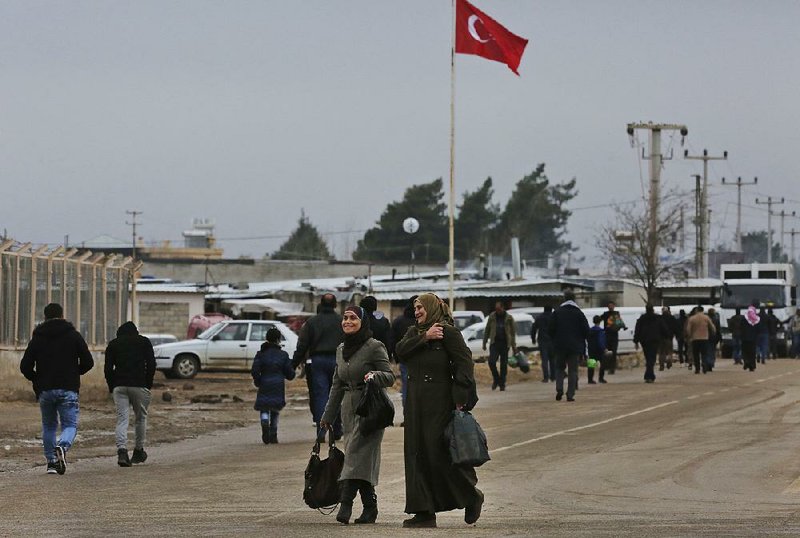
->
xmin=303 ymin=431 xmax=344 ymax=512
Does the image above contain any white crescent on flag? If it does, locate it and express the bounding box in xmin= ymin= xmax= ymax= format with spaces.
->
xmin=467 ymin=14 xmax=491 ymax=43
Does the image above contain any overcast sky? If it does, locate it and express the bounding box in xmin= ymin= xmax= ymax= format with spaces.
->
xmin=2 ymin=1 xmax=799 ymax=267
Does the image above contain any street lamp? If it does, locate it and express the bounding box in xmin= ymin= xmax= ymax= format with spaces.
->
xmin=403 ymin=217 xmax=419 ymax=278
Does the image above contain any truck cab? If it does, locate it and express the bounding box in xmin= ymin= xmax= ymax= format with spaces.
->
xmin=719 ymin=263 xmax=797 ymax=356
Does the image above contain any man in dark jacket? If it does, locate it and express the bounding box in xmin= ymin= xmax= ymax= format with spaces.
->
xmin=390 ymin=296 xmax=417 ymax=418
xmin=600 ymin=301 xmax=627 ymax=374
xmin=104 ymin=321 xmax=156 ymax=467
xmin=548 ymin=290 xmax=589 ymax=402
xmin=728 ymin=308 xmax=745 ymax=364
xmin=634 ymin=305 xmax=670 ymax=383
xmin=532 ymin=306 xmax=555 ymax=383
xmin=292 ymin=293 xmax=344 ymax=438
xmin=20 ymin=303 xmax=94 ymax=475
xmin=767 ymin=308 xmax=781 ymax=359
xmin=360 ymin=295 xmax=392 ymax=352
xmin=482 ymin=301 xmax=517 ymax=391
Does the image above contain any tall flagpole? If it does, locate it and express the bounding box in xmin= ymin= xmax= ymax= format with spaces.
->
xmin=448 ymin=0 xmax=456 ymax=311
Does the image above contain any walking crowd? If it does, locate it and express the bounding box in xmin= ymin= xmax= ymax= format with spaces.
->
xmin=18 ymin=291 xmax=800 ymax=526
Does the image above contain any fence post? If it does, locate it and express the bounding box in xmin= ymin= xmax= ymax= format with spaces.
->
xmin=61 ymin=249 xmax=78 ymax=310
xmin=102 ymin=255 xmax=117 ymax=343
xmin=46 ymin=246 xmax=65 ymax=304
xmin=87 ymin=253 xmax=104 ymax=345
xmin=130 ymin=261 xmax=144 ymax=325
xmin=30 ymin=246 xmax=48 ymax=334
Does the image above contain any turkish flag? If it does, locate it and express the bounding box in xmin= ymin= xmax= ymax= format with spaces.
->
xmin=455 ymin=0 xmax=528 ymax=75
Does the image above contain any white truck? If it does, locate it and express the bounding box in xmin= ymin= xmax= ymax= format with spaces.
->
xmin=719 ymin=263 xmax=797 ymax=357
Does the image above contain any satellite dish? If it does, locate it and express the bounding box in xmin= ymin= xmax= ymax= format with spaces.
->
xmin=403 ymin=217 xmax=420 ymax=234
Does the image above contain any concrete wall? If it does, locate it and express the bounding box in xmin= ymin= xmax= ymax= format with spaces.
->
xmin=141 ymin=259 xmax=443 ymax=284
xmin=129 ymin=292 xmax=205 ymax=339
xmin=138 ymin=302 xmax=190 ymax=339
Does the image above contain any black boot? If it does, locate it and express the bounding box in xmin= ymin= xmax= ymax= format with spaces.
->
xmin=336 ymin=480 xmax=359 ymax=524
xmin=354 ymin=481 xmax=378 ymax=524
xmin=117 ymin=448 xmax=131 ymax=467
xmin=402 ymin=512 xmax=437 ymax=528
xmin=261 ymin=422 xmax=272 ymax=445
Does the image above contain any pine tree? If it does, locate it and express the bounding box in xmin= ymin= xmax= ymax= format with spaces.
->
xmin=272 ymin=211 xmax=332 ymax=260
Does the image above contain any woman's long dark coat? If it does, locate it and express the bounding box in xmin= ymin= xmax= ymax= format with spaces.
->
xmin=395 ymin=324 xmax=479 ymax=514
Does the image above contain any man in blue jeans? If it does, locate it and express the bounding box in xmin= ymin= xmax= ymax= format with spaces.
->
xmin=292 ymin=293 xmax=344 ymax=439
xmin=20 ymin=303 xmax=94 ymax=474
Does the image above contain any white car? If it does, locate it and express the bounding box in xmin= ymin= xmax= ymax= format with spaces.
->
xmin=460 ymin=313 xmax=535 ymax=361
xmin=153 ymin=320 xmax=298 ymax=379
xmin=452 ymin=310 xmax=486 ymax=331
xmin=141 ymin=333 xmax=179 ymax=347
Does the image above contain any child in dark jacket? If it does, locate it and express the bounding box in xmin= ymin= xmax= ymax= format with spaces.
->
xmin=587 ymin=316 xmax=607 ymax=384
xmin=251 ymin=328 xmax=296 ymax=444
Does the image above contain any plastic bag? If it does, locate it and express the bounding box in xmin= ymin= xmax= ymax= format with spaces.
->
xmin=444 ymin=410 xmax=490 ymax=467
xmin=355 ymin=380 xmax=395 ymax=436
xmin=514 ymin=351 xmax=530 ymax=373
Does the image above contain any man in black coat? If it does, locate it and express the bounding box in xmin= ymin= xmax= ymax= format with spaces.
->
xmin=104 ymin=321 xmax=156 ymax=467
xmin=20 ymin=303 xmax=94 ymax=475
xmin=548 ymin=290 xmax=590 ymax=402
xmin=360 ymin=295 xmax=392 ymax=352
xmin=292 ymin=293 xmax=344 ymax=438
xmin=532 ymin=305 xmax=555 ymax=383
xmin=634 ymin=305 xmax=670 ymax=383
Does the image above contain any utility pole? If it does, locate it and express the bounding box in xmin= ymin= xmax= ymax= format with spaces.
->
xmin=779 ymin=210 xmax=796 ymax=261
xmin=126 ymin=210 xmax=142 ymax=260
xmin=693 ymin=174 xmax=702 ymax=277
xmin=679 ymin=205 xmax=685 ymax=253
xmin=755 ymin=197 xmax=784 ymax=263
xmin=788 ymin=228 xmax=799 ymax=262
xmin=627 ymin=122 xmax=688 ymax=273
xmin=685 ymin=148 xmax=727 ymax=278
xmin=721 ymin=176 xmax=758 ymax=252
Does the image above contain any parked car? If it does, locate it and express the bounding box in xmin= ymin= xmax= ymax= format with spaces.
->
xmin=154 ymin=320 xmax=298 ymax=379
xmin=186 ymin=312 xmax=231 ymax=339
xmin=460 ymin=313 xmax=535 ymax=361
xmin=141 ymin=333 xmax=179 ymax=347
xmin=452 ymin=310 xmax=486 ymax=331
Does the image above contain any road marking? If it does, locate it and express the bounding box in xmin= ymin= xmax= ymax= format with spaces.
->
xmin=755 ymin=379 xmax=767 ymax=383
xmin=703 ymin=391 xmax=716 ymax=396
xmin=719 ymin=388 xmax=730 ymax=392
xmin=686 ymin=395 xmax=700 ymax=400
xmin=490 ymin=401 xmax=679 ymax=455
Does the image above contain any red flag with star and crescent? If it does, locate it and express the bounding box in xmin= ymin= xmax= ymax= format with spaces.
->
xmin=455 ymin=0 xmax=528 ymax=75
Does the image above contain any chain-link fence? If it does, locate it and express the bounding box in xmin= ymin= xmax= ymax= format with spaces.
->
xmin=0 ymin=239 xmax=140 ymax=350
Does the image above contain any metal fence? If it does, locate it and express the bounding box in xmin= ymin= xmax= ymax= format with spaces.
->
xmin=0 ymin=239 xmax=141 ymax=350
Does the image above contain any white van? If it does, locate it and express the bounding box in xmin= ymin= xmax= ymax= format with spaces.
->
xmin=460 ymin=313 xmax=535 ymax=360
xmin=582 ymin=306 xmax=647 ymax=355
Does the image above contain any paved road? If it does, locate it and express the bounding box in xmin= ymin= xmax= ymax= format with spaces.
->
xmin=4 ymin=359 xmax=800 ymax=537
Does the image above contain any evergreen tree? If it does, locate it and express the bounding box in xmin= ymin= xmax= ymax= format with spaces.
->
xmin=353 ymin=178 xmax=448 ymax=262
xmin=272 ymin=211 xmax=332 ymax=260
xmin=741 ymin=231 xmax=787 ymax=263
xmin=455 ymin=177 xmax=500 ymax=261
xmin=494 ymin=164 xmax=577 ymax=262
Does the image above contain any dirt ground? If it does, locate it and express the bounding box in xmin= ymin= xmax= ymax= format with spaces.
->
xmin=0 ymin=352 xmax=642 ymax=473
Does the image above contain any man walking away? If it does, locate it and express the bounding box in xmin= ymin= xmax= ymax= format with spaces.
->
xmin=104 ymin=321 xmax=156 ymax=467
xmin=532 ymin=306 xmax=555 ymax=383
xmin=390 ymin=296 xmax=417 ymax=423
xmin=728 ymin=308 xmax=745 ymax=365
xmin=767 ymin=308 xmax=781 ymax=359
xmin=788 ymin=309 xmax=800 ymax=359
xmin=756 ymin=307 xmax=770 ymax=364
xmin=685 ymin=306 xmax=716 ymax=374
xmin=360 ymin=295 xmax=392 ymax=352
xmin=600 ymin=302 xmax=627 ymax=374
xmin=483 ymin=301 xmax=517 ymax=391
xmin=634 ymin=305 xmax=670 ymax=383
xmin=587 ymin=316 xmax=607 ymax=384
xmin=20 ymin=303 xmax=94 ymax=475
xmin=548 ymin=290 xmax=590 ymax=402
xmin=706 ymin=308 xmax=722 ymax=369
xmin=292 ymin=293 xmax=344 ymax=438
xmin=677 ymin=310 xmax=688 ymax=364
xmin=741 ymin=305 xmax=760 ymax=371
xmin=658 ymin=306 xmax=678 ymax=371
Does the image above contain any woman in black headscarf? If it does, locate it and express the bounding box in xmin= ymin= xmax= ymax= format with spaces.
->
xmin=321 ymin=305 xmax=394 ymax=525
xmin=395 ymin=293 xmax=483 ymax=528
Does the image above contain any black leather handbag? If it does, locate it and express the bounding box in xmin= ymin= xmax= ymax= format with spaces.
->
xmin=355 ymin=380 xmax=395 ymax=435
xmin=303 ymin=432 xmax=345 ymax=511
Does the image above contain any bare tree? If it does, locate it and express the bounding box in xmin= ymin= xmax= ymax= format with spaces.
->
xmin=597 ymin=195 xmax=687 ymax=303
